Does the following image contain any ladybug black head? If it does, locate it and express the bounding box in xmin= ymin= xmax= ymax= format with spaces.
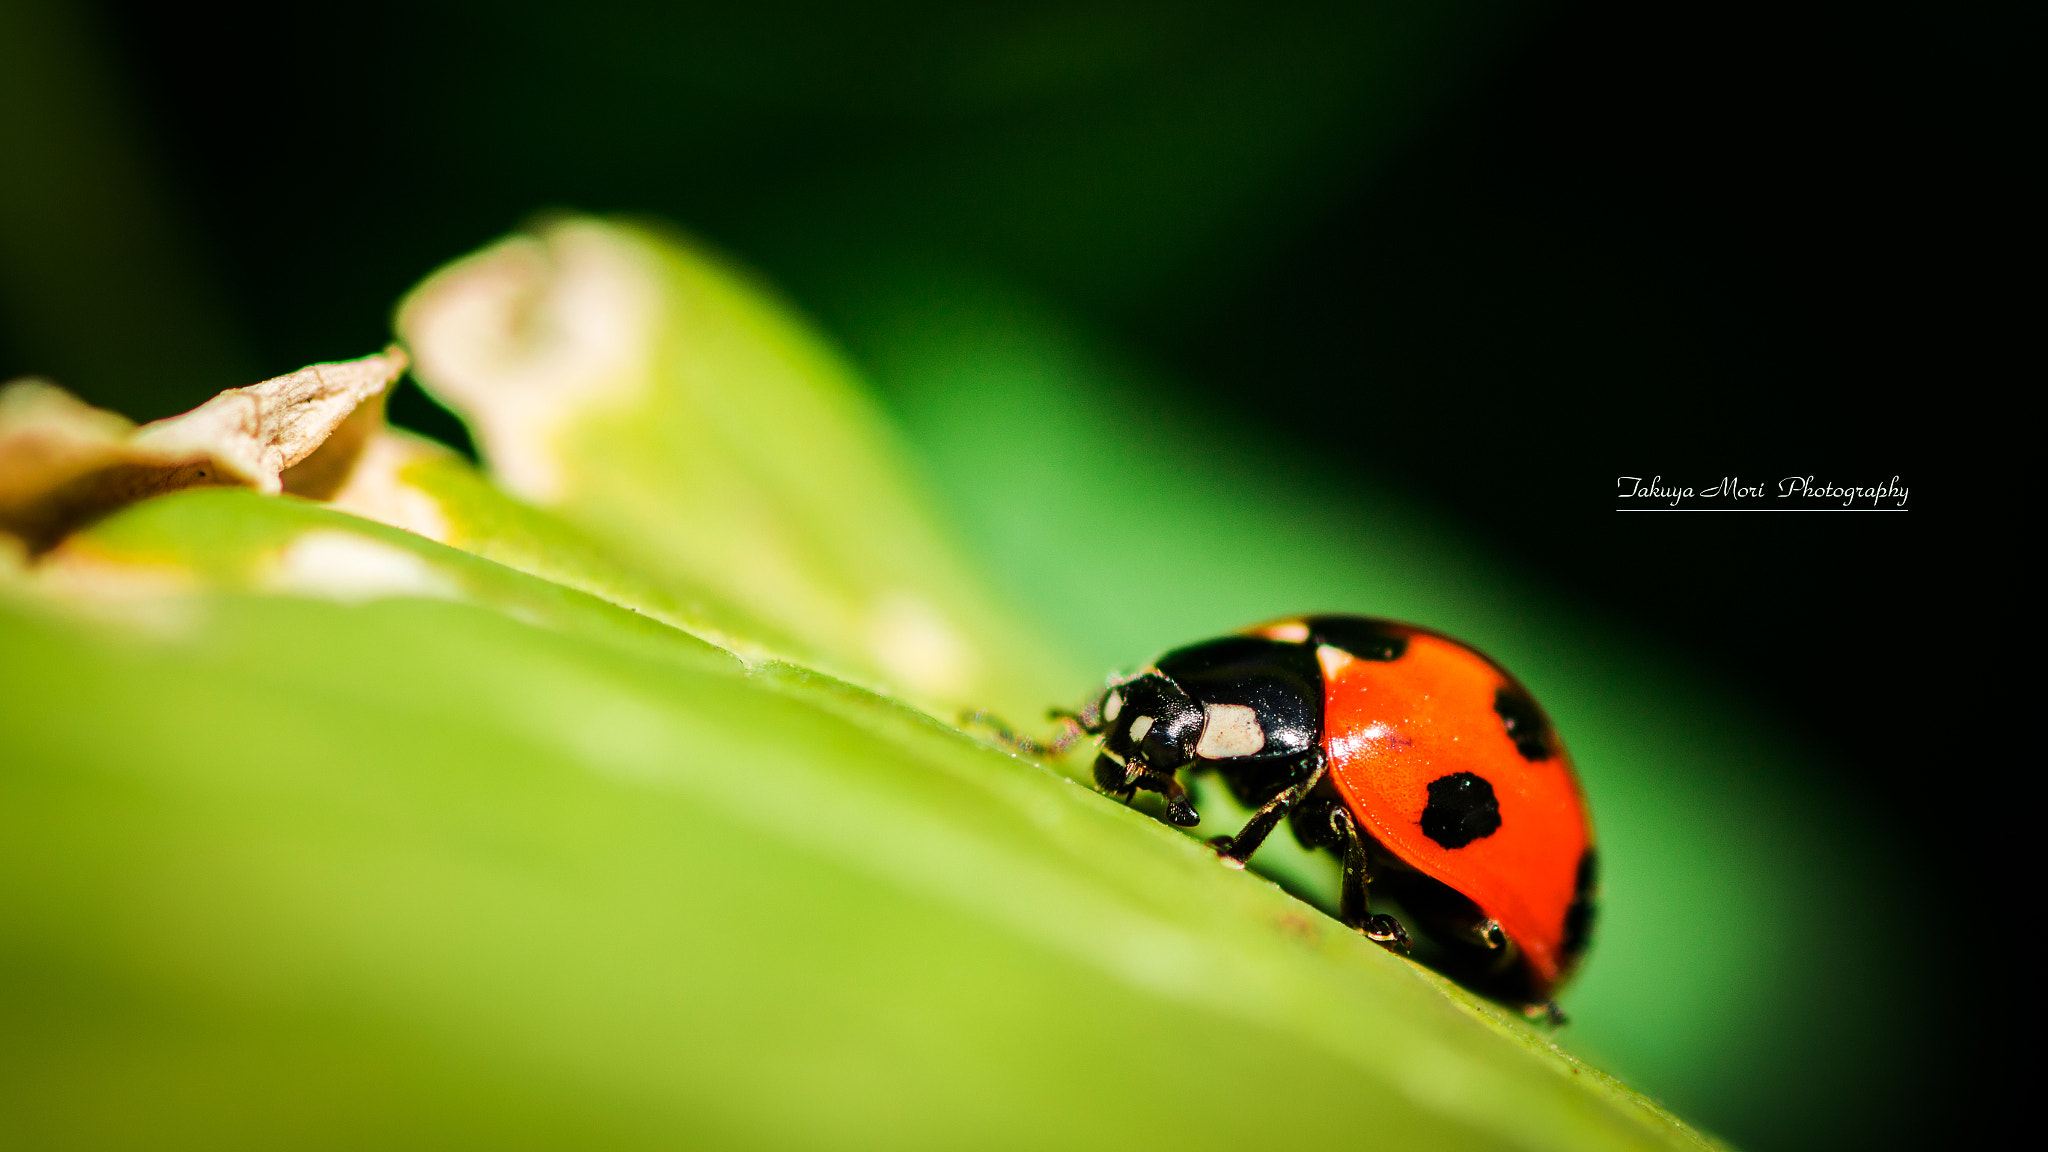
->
xmin=1098 ymin=672 xmax=1204 ymax=771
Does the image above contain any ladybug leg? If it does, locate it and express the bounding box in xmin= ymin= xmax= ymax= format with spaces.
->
xmin=960 ymin=710 xmax=1047 ymax=755
xmin=961 ymin=707 xmax=1094 ymax=758
xmin=1213 ymin=751 xmax=1327 ymax=864
xmin=1093 ymin=752 xmax=1139 ymax=798
xmin=1330 ymin=806 xmax=1411 ymax=953
xmin=1048 ymin=705 xmax=1099 ymax=734
xmin=1093 ymin=753 xmax=1200 ymax=826
xmin=1040 ymin=720 xmax=1089 ymax=756
xmin=1033 ymin=694 xmax=1111 ymax=757
xmin=1150 ymin=772 xmax=1200 ymax=827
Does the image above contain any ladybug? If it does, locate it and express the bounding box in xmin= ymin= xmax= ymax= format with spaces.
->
xmin=1071 ymin=615 xmax=1596 ymax=1015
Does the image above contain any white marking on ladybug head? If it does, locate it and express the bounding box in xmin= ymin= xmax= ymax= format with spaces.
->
xmin=1127 ymin=715 xmax=1155 ymax=744
xmin=1317 ymin=644 xmax=1353 ymax=679
xmin=1195 ymin=703 xmax=1265 ymax=759
xmin=1262 ymin=621 xmax=1310 ymax=642
xmin=1103 ymin=691 xmax=1123 ymax=722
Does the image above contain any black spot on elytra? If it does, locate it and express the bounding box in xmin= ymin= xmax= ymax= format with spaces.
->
xmin=1493 ymin=684 xmax=1554 ymax=761
xmin=1420 ymin=772 xmax=1502 ymax=848
xmin=1304 ymin=616 xmax=1409 ymax=662
xmin=1561 ymin=849 xmax=1598 ymax=962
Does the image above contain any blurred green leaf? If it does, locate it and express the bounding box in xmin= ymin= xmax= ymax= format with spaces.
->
xmin=358 ymin=435 xmax=813 ymax=660
xmin=396 ymin=218 xmax=1079 ymax=725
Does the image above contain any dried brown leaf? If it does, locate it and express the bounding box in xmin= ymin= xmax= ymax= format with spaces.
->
xmin=0 ymin=347 xmax=405 ymax=551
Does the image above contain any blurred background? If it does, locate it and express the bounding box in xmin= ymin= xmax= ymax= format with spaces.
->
xmin=1 ymin=0 xmax=2014 ymax=1147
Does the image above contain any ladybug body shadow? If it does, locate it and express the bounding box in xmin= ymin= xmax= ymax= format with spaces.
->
xmin=1075 ymin=615 xmax=1597 ymax=1017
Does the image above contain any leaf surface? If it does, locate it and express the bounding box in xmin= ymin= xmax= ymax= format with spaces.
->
xmin=3 ymin=492 xmax=1716 ymax=1150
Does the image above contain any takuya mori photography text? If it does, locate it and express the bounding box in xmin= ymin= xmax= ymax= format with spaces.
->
xmin=1615 ymin=475 xmax=1911 ymax=510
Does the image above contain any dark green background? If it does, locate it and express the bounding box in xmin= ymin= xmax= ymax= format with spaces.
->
xmin=1 ymin=0 xmax=2014 ymax=1146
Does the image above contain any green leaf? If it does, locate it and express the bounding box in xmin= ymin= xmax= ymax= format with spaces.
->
xmin=1 ymin=492 xmax=1716 ymax=1149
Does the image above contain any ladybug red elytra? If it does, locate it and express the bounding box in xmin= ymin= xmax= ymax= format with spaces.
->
xmin=1070 ymin=615 xmax=1596 ymax=1016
